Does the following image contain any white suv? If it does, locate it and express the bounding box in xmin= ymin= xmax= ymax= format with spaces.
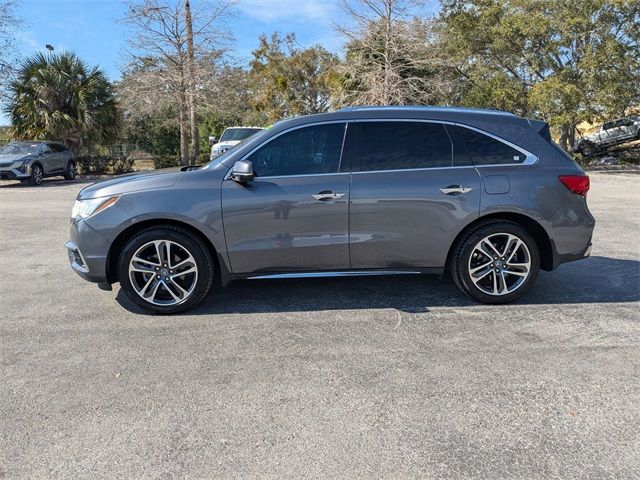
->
xmin=210 ymin=127 xmax=262 ymax=160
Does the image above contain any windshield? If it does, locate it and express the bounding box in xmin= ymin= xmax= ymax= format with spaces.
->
xmin=0 ymin=142 xmax=40 ymax=155
xmin=220 ymin=128 xmax=262 ymax=142
xmin=203 ymin=127 xmax=274 ymax=169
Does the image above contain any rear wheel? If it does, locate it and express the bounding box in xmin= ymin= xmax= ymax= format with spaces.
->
xmin=63 ymin=160 xmax=76 ymax=180
xmin=28 ymin=164 xmax=44 ymax=186
xmin=451 ymin=221 xmax=540 ymax=304
xmin=118 ymin=226 xmax=215 ymax=314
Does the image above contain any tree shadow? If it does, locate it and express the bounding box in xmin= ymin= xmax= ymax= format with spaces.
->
xmin=115 ymin=255 xmax=640 ymax=316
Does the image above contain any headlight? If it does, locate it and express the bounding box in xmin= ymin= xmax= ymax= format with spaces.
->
xmin=71 ymin=196 xmax=119 ymax=219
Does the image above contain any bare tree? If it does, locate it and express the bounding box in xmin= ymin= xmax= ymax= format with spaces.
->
xmin=0 ymin=0 xmax=22 ymax=104
xmin=122 ymin=0 xmax=233 ymax=165
xmin=335 ymin=0 xmax=451 ymax=106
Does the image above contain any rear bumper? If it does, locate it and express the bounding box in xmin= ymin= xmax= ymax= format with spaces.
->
xmin=553 ymin=241 xmax=592 ymax=269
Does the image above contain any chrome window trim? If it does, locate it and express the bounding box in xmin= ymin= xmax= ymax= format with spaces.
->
xmin=241 ymin=172 xmax=350 ymax=181
xmin=349 ymin=118 xmax=538 ymax=171
xmin=226 ymin=117 xmax=538 ymax=180
xmin=351 ymin=165 xmax=476 ymax=175
xmin=452 ymin=122 xmax=539 ymax=167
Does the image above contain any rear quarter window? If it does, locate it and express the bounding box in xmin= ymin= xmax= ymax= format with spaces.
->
xmin=447 ymin=125 xmax=526 ymax=166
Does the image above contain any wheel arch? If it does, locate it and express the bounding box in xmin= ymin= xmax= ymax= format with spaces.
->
xmin=30 ymin=160 xmax=44 ymax=173
xmin=106 ymin=218 xmax=229 ymax=284
xmin=446 ymin=212 xmax=554 ymax=272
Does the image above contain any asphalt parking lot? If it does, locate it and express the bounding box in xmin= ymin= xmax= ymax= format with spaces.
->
xmin=1 ymin=172 xmax=639 ymax=479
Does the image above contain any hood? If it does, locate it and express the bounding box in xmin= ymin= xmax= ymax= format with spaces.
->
xmin=78 ymin=167 xmax=184 ymax=200
xmin=0 ymin=154 xmax=31 ymax=165
xmin=213 ymin=140 xmax=242 ymax=149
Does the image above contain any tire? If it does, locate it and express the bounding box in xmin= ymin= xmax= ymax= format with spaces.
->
xmin=63 ymin=160 xmax=76 ymax=180
xmin=117 ymin=226 xmax=215 ymax=314
xmin=450 ymin=221 xmax=540 ymax=304
xmin=28 ymin=163 xmax=44 ymax=186
xmin=579 ymin=141 xmax=596 ymax=157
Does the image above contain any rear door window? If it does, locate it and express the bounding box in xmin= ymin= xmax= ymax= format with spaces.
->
xmin=349 ymin=121 xmax=453 ymax=172
xmin=48 ymin=143 xmax=64 ymax=153
xmin=447 ymin=125 xmax=526 ymax=166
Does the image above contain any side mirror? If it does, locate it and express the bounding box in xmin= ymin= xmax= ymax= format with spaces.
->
xmin=229 ymin=160 xmax=255 ymax=183
xmin=209 ymin=136 xmax=218 ymax=146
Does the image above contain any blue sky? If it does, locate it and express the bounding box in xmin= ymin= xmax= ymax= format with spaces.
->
xmin=3 ymin=0 xmax=347 ymax=124
xmin=14 ymin=0 xmax=345 ymax=81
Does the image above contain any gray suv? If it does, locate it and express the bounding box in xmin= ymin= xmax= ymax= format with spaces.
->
xmin=0 ymin=141 xmax=76 ymax=185
xmin=66 ymin=107 xmax=595 ymax=313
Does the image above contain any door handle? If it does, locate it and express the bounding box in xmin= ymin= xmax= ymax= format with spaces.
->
xmin=312 ymin=190 xmax=345 ymax=201
xmin=440 ymin=185 xmax=473 ymax=195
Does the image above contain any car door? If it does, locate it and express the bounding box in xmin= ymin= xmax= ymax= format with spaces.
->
xmin=619 ymin=118 xmax=636 ymax=141
xmin=48 ymin=143 xmax=66 ymax=171
xmin=602 ymin=121 xmax=621 ymax=144
xmin=38 ymin=144 xmax=55 ymax=174
xmin=346 ymin=120 xmax=481 ymax=269
xmin=221 ymin=122 xmax=350 ymax=273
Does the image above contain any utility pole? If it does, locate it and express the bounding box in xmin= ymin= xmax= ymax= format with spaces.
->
xmin=185 ymin=0 xmax=199 ymax=165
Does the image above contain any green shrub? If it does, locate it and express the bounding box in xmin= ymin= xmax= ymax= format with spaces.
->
xmin=153 ymin=155 xmax=181 ymax=169
xmin=76 ymin=155 xmax=112 ymax=174
xmin=112 ymin=156 xmax=135 ymax=174
xmin=197 ymin=152 xmax=211 ymax=164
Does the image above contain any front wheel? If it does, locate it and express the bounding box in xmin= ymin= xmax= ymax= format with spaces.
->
xmin=29 ymin=164 xmax=44 ymax=186
xmin=578 ymin=141 xmax=596 ymax=157
xmin=63 ymin=160 xmax=76 ymax=180
xmin=451 ymin=221 xmax=540 ymax=304
xmin=118 ymin=226 xmax=215 ymax=314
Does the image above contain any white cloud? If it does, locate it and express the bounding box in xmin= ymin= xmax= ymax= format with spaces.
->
xmin=237 ymin=0 xmax=334 ymax=22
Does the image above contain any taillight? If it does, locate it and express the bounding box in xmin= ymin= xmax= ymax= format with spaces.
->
xmin=559 ymin=175 xmax=590 ymax=196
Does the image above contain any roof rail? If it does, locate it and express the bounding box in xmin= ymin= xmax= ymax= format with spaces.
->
xmin=336 ymin=105 xmax=515 ymax=116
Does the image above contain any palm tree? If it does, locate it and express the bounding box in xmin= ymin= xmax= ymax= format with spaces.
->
xmin=6 ymin=51 xmax=121 ymax=150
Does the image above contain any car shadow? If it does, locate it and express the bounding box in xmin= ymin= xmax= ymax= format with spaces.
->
xmin=115 ymin=255 xmax=640 ymax=316
xmin=0 ymin=177 xmax=101 ymax=188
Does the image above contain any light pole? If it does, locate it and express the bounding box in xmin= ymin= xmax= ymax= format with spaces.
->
xmin=45 ymin=44 xmax=54 ymax=52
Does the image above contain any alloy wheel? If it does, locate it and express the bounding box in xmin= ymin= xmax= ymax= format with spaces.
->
xmin=467 ymin=233 xmax=531 ymax=296
xmin=128 ymin=239 xmax=198 ymax=306
xmin=32 ymin=165 xmax=43 ymax=185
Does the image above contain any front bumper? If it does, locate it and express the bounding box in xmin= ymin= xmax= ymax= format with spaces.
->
xmin=0 ymin=163 xmax=30 ymax=180
xmin=65 ymin=218 xmax=110 ymax=284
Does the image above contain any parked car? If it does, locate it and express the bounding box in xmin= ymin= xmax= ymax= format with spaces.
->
xmin=574 ymin=116 xmax=640 ymax=157
xmin=209 ymin=127 xmax=263 ymax=160
xmin=0 ymin=141 xmax=76 ymax=185
xmin=66 ymin=106 xmax=595 ymax=314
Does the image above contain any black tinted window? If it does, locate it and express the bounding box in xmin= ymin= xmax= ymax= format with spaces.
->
xmin=48 ymin=143 xmax=64 ymax=152
xmin=447 ymin=125 xmax=525 ymax=165
xmin=248 ymin=123 xmax=345 ymax=177
xmin=350 ymin=122 xmax=452 ymax=172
